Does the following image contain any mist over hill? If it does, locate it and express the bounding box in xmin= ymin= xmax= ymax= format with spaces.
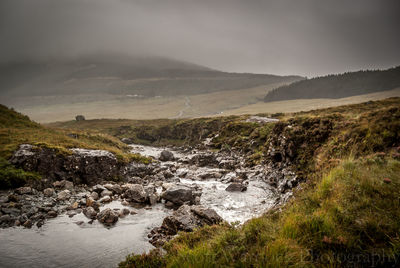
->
xmin=0 ymin=54 xmax=302 ymax=99
xmin=264 ymin=66 xmax=400 ymax=102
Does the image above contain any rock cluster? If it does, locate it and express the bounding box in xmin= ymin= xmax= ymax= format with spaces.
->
xmin=148 ymin=205 xmax=222 ymax=247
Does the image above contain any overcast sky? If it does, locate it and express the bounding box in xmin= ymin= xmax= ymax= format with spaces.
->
xmin=0 ymin=0 xmax=399 ymax=77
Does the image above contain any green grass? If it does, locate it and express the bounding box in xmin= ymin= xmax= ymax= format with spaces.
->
xmin=0 ymin=157 xmax=41 ymax=189
xmin=120 ymin=157 xmax=400 ymax=267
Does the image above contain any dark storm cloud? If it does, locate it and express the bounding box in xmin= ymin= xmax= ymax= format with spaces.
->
xmin=0 ymin=0 xmax=399 ymax=76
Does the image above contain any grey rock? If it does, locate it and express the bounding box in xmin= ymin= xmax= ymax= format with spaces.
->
xmin=123 ymin=184 xmax=147 ymax=203
xmin=15 ymin=187 xmax=32 ymax=195
xmin=99 ymin=196 xmax=111 ymax=203
xmin=57 ymin=190 xmax=71 ymax=201
xmin=159 ymin=150 xmax=174 ymax=162
xmin=100 ymin=189 xmax=113 ymax=197
xmin=161 ymin=186 xmax=196 ymax=206
xmin=83 ymin=207 xmax=97 ymax=219
xmin=43 ymin=188 xmax=55 ymax=197
xmin=97 ymin=208 xmax=119 ymax=225
xmin=225 ymin=183 xmax=247 ymax=192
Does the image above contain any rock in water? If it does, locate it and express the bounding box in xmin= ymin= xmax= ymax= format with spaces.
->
xmin=191 ymin=206 xmax=223 ymax=225
xmin=122 ymin=184 xmax=147 ymax=203
xmin=97 ymin=208 xmax=119 ymax=226
xmin=149 ymin=205 xmax=222 ymax=247
xmin=225 ymin=183 xmax=247 ymax=192
xmin=159 ymin=150 xmax=174 ymax=161
xmin=161 ymin=186 xmax=196 ymax=206
xmin=83 ymin=207 xmax=98 ymax=219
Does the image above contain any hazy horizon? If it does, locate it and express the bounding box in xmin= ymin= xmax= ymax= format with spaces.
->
xmin=1 ymin=0 xmax=399 ymax=77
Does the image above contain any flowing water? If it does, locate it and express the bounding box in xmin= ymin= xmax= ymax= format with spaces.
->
xmin=0 ymin=144 xmax=277 ymax=267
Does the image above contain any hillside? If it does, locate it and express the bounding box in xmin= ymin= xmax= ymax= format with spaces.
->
xmin=264 ymin=66 xmax=400 ymax=102
xmin=0 ymin=54 xmax=302 ymax=99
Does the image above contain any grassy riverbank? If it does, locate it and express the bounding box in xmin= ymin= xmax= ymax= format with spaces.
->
xmin=116 ymin=97 xmax=400 ymax=267
xmin=0 ymin=104 xmax=151 ymax=188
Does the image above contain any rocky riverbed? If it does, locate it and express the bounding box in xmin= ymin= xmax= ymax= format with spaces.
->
xmin=0 ymin=143 xmax=300 ymax=267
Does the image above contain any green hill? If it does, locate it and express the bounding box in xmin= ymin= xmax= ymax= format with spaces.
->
xmin=264 ymin=66 xmax=400 ymax=102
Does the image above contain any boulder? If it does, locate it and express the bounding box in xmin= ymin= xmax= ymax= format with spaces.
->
xmin=57 ymin=190 xmax=71 ymax=201
xmin=90 ymin=191 xmax=99 ymax=200
xmin=83 ymin=207 xmax=97 ymax=219
xmin=15 ymin=187 xmax=32 ymax=195
xmin=97 ymin=208 xmax=119 ymax=226
xmin=122 ymin=184 xmax=147 ymax=203
xmin=191 ymin=206 xmax=223 ymax=225
xmin=161 ymin=186 xmax=196 ymax=206
xmin=159 ymin=150 xmax=174 ymax=162
xmin=43 ymin=188 xmax=55 ymax=197
xmin=104 ymin=184 xmax=122 ymax=194
xmin=225 ymin=183 xmax=247 ymax=192
xmin=10 ymin=144 xmax=125 ymax=187
xmin=148 ymin=205 xmax=222 ymax=247
xmin=100 ymin=189 xmax=113 ymax=197
xmin=53 ymin=180 xmax=74 ymax=190
xmin=99 ymin=196 xmax=111 ymax=203
xmin=75 ymin=115 xmax=85 ymax=121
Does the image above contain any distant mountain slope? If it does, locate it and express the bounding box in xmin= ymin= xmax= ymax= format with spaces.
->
xmin=264 ymin=66 xmax=400 ymax=102
xmin=0 ymin=54 xmax=302 ymax=98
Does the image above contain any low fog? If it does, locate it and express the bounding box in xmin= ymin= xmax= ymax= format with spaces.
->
xmin=1 ymin=0 xmax=399 ymax=77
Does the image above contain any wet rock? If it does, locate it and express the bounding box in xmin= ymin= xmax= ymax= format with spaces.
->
xmin=67 ymin=210 xmax=77 ymax=218
xmin=36 ymin=220 xmax=44 ymax=228
xmin=99 ymin=196 xmax=111 ymax=203
xmin=10 ymin=144 xmax=125 ymax=186
xmin=57 ymin=190 xmax=71 ymax=201
xmin=43 ymin=188 xmax=55 ymax=197
xmin=225 ymin=183 xmax=247 ymax=192
xmin=0 ymin=215 xmax=12 ymax=225
xmin=47 ymin=211 xmax=58 ymax=218
xmin=148 ymin=194 xmax=159 ymax=205
xmin=15 ymin=187 xmax=32 ymax=195
xmin=97 ymin=208 xmax=119 ymax=226
xmin=149 ymin=205 xmax=222 ymax=247
xmin=90 ymin=192 xmax=99 ymax=200
xmin=161 ymin=186 xmax=196 ymax=206
xmin=92 ymin=185 xmax=106 ymax=193
xmin=122 ymin=184 xmax=147 ymax=203
xmin=100 ymin=189 xmax=113 ymax=197
xmin=159 ymin=150 xmax=174 ymax=161
xmin=23 ymin=219 xmax=32 ymax=228
xmin=119 ymin=208 xmax=130 ymax=218
xmin=83 ymin=207 xmax=97 ymax=219
xmin=53 ymin=180 xmax=74 ymax=190
xmin=191 ymin=206 xmax=223 ymax=225
xmin=190 ymin=153 xmax=218 ymax=167
xmin=104 ymin=184 xmax=122 ymax=194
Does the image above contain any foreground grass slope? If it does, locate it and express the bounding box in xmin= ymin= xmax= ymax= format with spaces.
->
xmin=117 ymin=98 xmax=400 ymax=267
xmin=0 ymin=104 xmax=150 ymax=188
